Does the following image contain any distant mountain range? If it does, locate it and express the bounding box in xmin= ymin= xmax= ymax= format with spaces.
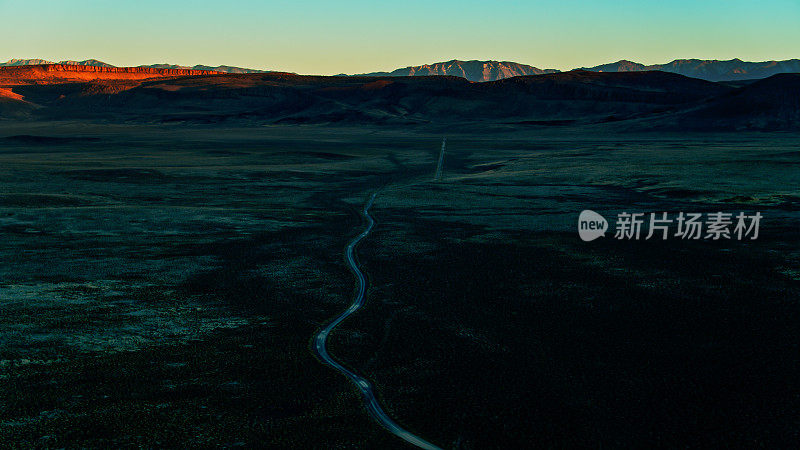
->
xmin=136 ymin=64 xmax=268 ymax=74
xmin=582 ymin=58 xmax=800 ymax=82
xmin=0 ymin=59 xmax=267 ymax=74
xmin=355 ymin=60 xmax=559 ymax=82
xmin=0 ymin=59 xmax=115 ymax=68
xmin=3 ymin=64 xmax=799 ymax=130
xmin=359 ymin=58 xmax=800 ymax=82
xmin=2 ymin=57 xmax=800 ymax=81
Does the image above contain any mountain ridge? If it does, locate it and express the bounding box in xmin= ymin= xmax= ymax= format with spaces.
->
xmin=2 ymin=57 xmax=800 ymax=82
xmin=582 ymin=58 xmax=800 ymax=81
xmin=137 ymin=64 xmax=268 ymax=74
xmin=0 ymin=59 xmax=268 ymax=74
xmin=354 ymin=58 xmax=800 ymax=82
xmin=357 ymin=59 xmax=559 ymax=82
xmin=7 ymin=67 xmax=794 ymax=131
xmin=0 ymin=64 xmax=222 ymax=86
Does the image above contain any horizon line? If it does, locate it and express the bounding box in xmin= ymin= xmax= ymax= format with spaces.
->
xmin=2 ymin=55 xmax=800 ymax=76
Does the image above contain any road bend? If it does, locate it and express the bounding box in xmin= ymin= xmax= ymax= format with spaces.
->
xmin=312 ymin=192 xmax=441 ymax=450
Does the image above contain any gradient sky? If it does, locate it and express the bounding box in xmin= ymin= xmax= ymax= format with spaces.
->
xmin=1 ymin=0 xmax=798 ymax=75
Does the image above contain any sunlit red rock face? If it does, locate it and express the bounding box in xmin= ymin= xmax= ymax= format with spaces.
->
xmin=0 ymin=87 xmax=24 ymax=100
xmin=0 ymin=64 xmax=222 ymax=86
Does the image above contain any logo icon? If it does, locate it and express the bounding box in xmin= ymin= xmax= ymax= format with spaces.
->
xmin=578 ymin=210 xmax=608 ymax=241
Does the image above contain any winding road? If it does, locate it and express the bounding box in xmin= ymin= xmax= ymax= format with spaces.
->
xmin=434 ymin=137 xmax=446 ymax=181
xmin=312 ymin=192 xmax=441 ymax=450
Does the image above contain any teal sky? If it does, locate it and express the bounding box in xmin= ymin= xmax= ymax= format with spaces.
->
xmin=1 ymin=0 xmax=798 ymax=74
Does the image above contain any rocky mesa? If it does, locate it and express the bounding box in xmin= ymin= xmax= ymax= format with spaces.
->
xmin=0 ymin=64 xmax=222 ymax=86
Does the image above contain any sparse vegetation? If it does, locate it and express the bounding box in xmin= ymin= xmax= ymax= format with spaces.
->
xmin=0 ymin=121 xmax=798 ymax=447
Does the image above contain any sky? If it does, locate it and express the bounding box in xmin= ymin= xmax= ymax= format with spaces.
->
xmin=1 ymin=0 xmax=798 ymax=75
